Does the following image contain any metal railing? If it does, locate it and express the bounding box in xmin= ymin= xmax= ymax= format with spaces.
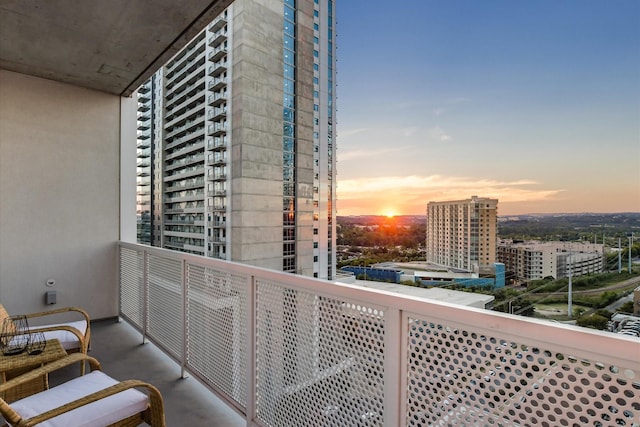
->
xmin=118 ymin=242 xmax=640 ymax=427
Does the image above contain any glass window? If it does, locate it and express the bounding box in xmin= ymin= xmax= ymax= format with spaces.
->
xmin=284 ymin=78 xmax=294 ymax=95
xmin=283 ymin=152 xmax=294 ymax=166
xmin=283 ymin=137 xmax=294 ymax=152
xmin=283 ymin=93 xmax=294 ymax=109
xmin=284 ymin=20 xmax=295 ymax=36
xmin=284 ymin=123 xmax=294 ymax=137
xmin=284 ymin=5 xmax=295 ymax=21
xmin=284 ymin=64 xmax=294 ymax=79
xmin=283 ymin=108 xmax=294 ymax=122
xmin=284 ymin=182 xmax=295 ymax=196
xmin=284 ymin=34 xmax=295 ymax=52
xmin=284 ymin=49 xmax=295 ymax=65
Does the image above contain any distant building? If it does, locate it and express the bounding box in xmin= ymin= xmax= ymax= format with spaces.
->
xmin=426 ymin=196 xmax=498 ymax=272
xmin=334 ymin=275 xmax=495 ymax=309
xmin=340 ymin=261 xmax=505 ymax=289
xmin=497 ymin=241 xmax=604 ymax=281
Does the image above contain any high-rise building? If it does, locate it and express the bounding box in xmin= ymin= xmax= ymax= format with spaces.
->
xmin=426 ymin=196 xmax=498 ymax=272
xmin=136 ymin=0 xmax=337 ymax=279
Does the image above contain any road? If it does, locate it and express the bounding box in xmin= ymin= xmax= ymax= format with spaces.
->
xmin=532 ymin=276 xmax=640 ymax=297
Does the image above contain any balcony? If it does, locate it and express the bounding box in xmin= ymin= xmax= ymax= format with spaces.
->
xmin=208 ymin=45 xmax=227 ymax=63
xmin=2 ymin=3 xmax=639 ymax=427
xmin=115 ymin=242 xmax=640 ymax=427
xmin=208 ymin=30 xmax=227 ymax=48
xmin=208 ymin=61 xmax=228 ymax=78
xmin=208 ymin=14 xmax=227 ymax=33
xmin=207 ymin=137 xmax=227 ymax=151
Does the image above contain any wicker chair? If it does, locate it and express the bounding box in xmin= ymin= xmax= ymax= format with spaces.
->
xmin=0 ymin=353 xmax=166 ymax=426
xmin=0 ymin=305 xmax=90 ymax=357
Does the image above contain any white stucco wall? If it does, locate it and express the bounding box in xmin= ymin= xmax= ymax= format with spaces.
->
xmin=0 ymin=70 xmax=122 ymax=319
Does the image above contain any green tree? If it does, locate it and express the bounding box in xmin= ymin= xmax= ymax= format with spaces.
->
xmin=576 ymin=314 xmax=609 ymax=330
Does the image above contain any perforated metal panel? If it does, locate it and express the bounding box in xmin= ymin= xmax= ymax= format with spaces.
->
xmin=406 ymin=317 xmax=640 ymax=426
xmin=119 ymin=243 xmax=640 ymax=427
xmin=147 ymin=254 xmax=183 ymax=359
xmin=186 ymin=264 xmax=248 ymax=408
xmin=119 ymin=247 xmax=145 ymax=328
xmin=256 ymin=280 xmax=386 ymax=427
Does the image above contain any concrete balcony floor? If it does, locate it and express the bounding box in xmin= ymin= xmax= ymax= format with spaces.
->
xmin=49 ymin=319 xmax=245 ymax=427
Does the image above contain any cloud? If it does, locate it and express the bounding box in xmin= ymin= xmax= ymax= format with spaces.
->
xmin=401 ymin=127 xmax=419 ymax=137
xmin=339 ymin=127 xmax=369 ymax=137
xmin=429 ymin=126 xmax=452 ymax=142
xmin=339 ymin=146 xmax=412 ymax=161
xmin=339 ymin=125 xmax=452 ymax=148
xmin=336 ymin=174 xmax=564 ymax=215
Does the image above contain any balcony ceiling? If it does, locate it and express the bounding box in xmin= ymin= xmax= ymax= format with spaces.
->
xmin=0 ymin=0 xmax=233 ymax=97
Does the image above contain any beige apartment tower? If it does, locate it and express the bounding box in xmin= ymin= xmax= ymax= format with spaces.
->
xmin=426 ymin=196 xmax=498 ymax=272
xmin=136 ymin=0 xmax=337 ymax=279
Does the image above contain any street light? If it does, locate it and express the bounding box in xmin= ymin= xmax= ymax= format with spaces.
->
xmin=629 ymin=233 xmax=634 ymax=274
xmin=508 ymin=301 xmax=521 ymax=315
xmin=568 ymin=247 xmax=573 ymax=319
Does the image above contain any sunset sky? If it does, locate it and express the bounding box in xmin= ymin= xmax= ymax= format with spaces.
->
xmin=335 ymin=0 xmax=640 ymax=216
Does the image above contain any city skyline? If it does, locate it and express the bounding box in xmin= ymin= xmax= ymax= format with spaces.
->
xmin=335 ymin=0 xmax=640 ymax=216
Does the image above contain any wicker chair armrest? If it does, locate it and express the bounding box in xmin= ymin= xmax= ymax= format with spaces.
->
xmin=0 ymin=354 xmax=100 ymax=395
xmin=27 ymin=325 xmax=87 ymax=351
xmin=23 ymin=307 xmax=90 ymax=326
xmin=14 ymin=379 xmax=165 ymax=427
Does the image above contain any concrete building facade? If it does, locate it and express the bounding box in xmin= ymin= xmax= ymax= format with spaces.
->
xmin=426 ymin=196 xmax=498 ymax=272
xmin=136 ymin=0 xmax=337 ymax=279
xmin=497 ymin=241 xmax=604 ymax=281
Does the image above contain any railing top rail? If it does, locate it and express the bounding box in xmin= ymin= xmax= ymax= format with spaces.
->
xmin=118 ymin=241 xmax=640 ymax=365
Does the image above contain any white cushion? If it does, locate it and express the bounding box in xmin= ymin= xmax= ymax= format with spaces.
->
xmin=38 ymin=320 xmax=87 ymax=350
xmin=6 ymin=371 xmax=149 ymax=427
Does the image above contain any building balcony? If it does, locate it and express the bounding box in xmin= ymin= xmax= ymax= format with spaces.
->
xmin=209 ymin=105 xmax=227 ymax=120
xmin=207 ymin=123 xmax=228 ymax=136
xmin=208 ymin=61 xmax=227 ymax=78
xmin=208 ymin=14 xmax=227 ymax=33
xmin=207 ymin=172 xmax=227 ymax=181
xmin=207 ymin=155 xmax=227 ymax=166
xmin=116 ymin=242 xmax=640 ymax=427
xmin=208 ymin=77 xmax=228 ymax=93
xmin=207 ymin=137 xmax=227 ymax=151
xmin=208 ymin=91 xmax=227 ymax=107
xmin=208 ymin=29 xmax=227 ymax=48
xmin=207 ymin=204 xmax=227 ymax=212
xmin=208 ymin=45 xmax=227 ymax=62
